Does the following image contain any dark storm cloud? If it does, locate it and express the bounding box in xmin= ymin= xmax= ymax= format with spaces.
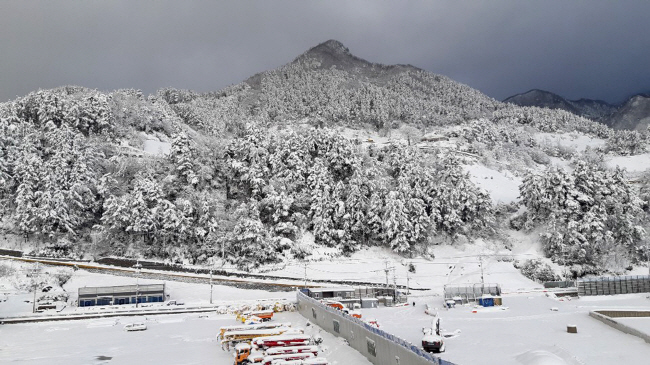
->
xmin=1 ymin=0 xmax=649 ymax=104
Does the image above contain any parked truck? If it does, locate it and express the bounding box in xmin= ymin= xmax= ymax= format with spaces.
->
xmin=221 ymin=327 xmax=300 ymax=350
xmin=421 ymin=315 xmax=445 ymax=353
xmin=237 ymin=310 xmax=275 ymax=323
xmin=234 ymin=340 xmax=320 ymax=365
xmin=218 ymin=322 xmax=291 ymax=340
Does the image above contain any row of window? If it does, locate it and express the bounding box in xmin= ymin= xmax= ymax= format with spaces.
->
xmin=79 ymin=295 xmax=165 ymax=307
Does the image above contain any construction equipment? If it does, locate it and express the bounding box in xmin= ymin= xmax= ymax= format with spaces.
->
xmin=218 ymin=322 xmax=291 ymax=340
xmin=221 ymin=327 xmax=299 ymax=351
xmin=322 ymin=300 xmax=362 ymax=319
xmin=273 ymin=359 xmax=329 ymax=365
xmin=253 ymin=334 xmax=312 ymax=350
xmin=261 ymin=353 xmax=314 ymax=365
xmin=237 ymin=310 xmax=274 ymax=323
xmin=233 ymin=342 xmax=318 ymax=364
xmin=265 ymin=345 xmax=319 ymax=356
xmin=322 ymin=300 xmax=344 ymax=310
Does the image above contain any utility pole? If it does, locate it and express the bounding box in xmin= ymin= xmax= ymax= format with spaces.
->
xmin=479 ymin=255 xmax=485 ymax=294
xmin=303 ymin=262 xmax=308 ymax=289
xmin=210 ymin=269 xmax=213 ymax=304
xmin=134 ymin=260 xmax=142 ymax=308
xmin=392 ymin=267 xmax=397 ymax=301
xmin=406 ymin=271 xmax=410 ymax=303
xmin=31 ymin=263 xmax=40 ymax=313
xmin=384 ymin=260 xmax=390 ymax=290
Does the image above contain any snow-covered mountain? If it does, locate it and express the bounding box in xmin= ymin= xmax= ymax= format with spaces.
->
xmin=503 ymin=89 xmax=616 ymax=120
xmin=0 ymin=40 xmax=648 ymax=279
xmin=602 ymin=93 xmax=650 ymax=130
xmin=504 ymin=89 xmax=650 ymax=130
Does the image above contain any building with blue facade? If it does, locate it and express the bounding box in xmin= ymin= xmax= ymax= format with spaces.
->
xmin=78 ymin=284 xmax=166 ymax=307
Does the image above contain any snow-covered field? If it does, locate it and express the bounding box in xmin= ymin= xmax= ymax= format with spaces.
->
xmin=368 ymin=292 xmax=650 ymax=365
xmin=3 ymin=259 xmax=650 ymax=365
xmin=0 ymin=263 xmax=369 ymax=365
xmin=264 ymin=245 xmax=544 ymax=293
xmin=0 ymin=310 xmax=369 ymax=365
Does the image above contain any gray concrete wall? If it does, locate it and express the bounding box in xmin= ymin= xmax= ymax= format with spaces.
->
xmin=297 ymin=292 xmax=454 ymax=365
xmin=589 ymin=311 xmax=650 ymax=344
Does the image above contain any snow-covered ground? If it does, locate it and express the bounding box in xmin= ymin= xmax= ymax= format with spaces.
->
xmin=0 ymin=310 xmax=369 ymax=365
xmin=534 ymin=132 xmax=606 ymax=152
xmin=0 ymin=264 xmax=369 ymax=365
xmin=605 ymin=152 xmax=650 ymax=173
xmin=264 ymin=244 xmax=543 ymax=293
xmin=141 ymin=133 xmax=171 ymax=156
xmin=464 ymin=164 xmax=522 ymax=204
xmin=368 ymin=292 xmax=650 ymax=365
xmin=3 ymin=260 xmax=650 ymax=364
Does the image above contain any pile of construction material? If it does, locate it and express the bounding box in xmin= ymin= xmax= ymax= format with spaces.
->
xmin=219 ymin=311 xmax=328 ymax=365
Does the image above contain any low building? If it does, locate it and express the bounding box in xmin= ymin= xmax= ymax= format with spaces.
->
xmin=78 ymin=284 xmax=165 ymax=307
xmin=443 ymin=283 xmax=501 ymax=304
xmin=305 ymin=287 xmax=356 ymax=300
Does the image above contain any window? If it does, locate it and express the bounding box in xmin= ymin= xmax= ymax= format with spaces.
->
xmin=367 ymin=338 xmax=376 ymax=357
xmin=333 ymin=320 xmax=340 ymax=333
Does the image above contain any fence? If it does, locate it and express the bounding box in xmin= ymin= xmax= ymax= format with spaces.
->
xmin=297 ymin=291 xmax=456 ymax=365
xmin=578 ymin=275 xmax=650 ymax=296
xmin=543 ymin=281 xmax=576 ymax=289
xmin=443 ymin=283 xmax=501 ymax=304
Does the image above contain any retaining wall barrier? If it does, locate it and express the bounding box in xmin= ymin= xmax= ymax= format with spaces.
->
xmin=589 ymin=310 xmax=650 ymax=344
xmin=297 ymin=291 xmax=456 ymax=365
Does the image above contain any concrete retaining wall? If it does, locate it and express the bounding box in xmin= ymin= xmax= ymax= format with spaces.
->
xmin=297 ymin=291 xmax=454 ymax=365
xmin=589 ymin=310 xmax=650 ymax=344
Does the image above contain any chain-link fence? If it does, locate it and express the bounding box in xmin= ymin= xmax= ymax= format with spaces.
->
xmin=578 ymin=275 xmax=650 ymax=296
xmin=443 ymin=283 xmax=501 ymax=304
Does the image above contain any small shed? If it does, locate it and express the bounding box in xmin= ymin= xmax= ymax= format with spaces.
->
xmin=361 ymin=298 xmax=379 ymax=308
xmin=478 ymin=294 xmax=494 ymax=307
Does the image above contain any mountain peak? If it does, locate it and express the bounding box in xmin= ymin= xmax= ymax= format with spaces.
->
xmin=310 ymin=39 xmax=349 ymax=55
xmin=293 ymin=39 xmax=371 ymax=69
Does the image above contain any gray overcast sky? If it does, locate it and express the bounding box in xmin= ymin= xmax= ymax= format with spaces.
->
xmin=1 ymin=0 xmax=649 ymax=104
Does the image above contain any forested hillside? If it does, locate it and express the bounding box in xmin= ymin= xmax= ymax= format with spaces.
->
xmin=1 ymin=40 xmax=649 ymax=275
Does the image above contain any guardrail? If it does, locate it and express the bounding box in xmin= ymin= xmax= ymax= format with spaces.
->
xmin=0 ymin=305 xmax=222 ymax=324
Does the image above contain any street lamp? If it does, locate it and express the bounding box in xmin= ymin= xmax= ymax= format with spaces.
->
xmin=133 ymin=260 xmax=142 ymax=308
xmin=210 ymin=269 xmax=213 ymax=305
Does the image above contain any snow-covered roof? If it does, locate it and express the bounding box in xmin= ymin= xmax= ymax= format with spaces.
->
xmin=308 ymin=287 xmax=355 ymax=293
xmin=235 ymin=343 xmax=251 ymax=351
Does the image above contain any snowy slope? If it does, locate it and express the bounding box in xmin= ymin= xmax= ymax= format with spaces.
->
xmin=464 ymin=164 xmax=522 ymax=204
